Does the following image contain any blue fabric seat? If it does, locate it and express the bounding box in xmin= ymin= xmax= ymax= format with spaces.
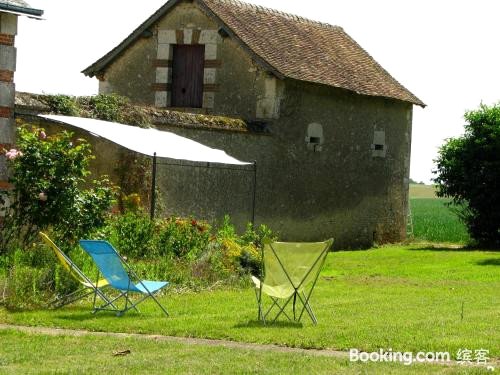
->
xmin=79 ymin=240 xmax=169 ymax=316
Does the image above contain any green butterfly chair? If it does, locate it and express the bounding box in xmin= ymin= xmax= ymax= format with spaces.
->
xmin=251 ymin=239 xmax=333 ymax=325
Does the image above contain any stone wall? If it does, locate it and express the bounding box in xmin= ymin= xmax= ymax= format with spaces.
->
xmin=17 ymin=82 xmax=412 ymax=248
xmin=153 ymin=81 xmax=412 ymax=248
xmin=0 ymin=12 xmax=17 ymax=191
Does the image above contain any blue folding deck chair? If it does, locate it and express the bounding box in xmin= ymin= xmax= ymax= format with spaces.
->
xmin=79 ymin=240 xmax=169 ymax=316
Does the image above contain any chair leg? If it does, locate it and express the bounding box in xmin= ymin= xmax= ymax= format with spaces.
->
xmin=149 ymin=292 xmax=169 ymax=316
xmin=93 ymin=291 xmax=127 ymax=312
xmin=49 ymin=287 xmax=92 ymax=309
xmin=270 ymin=296 xmax=294 ymax=323
xmin=303 ymin=290 xmax=317 ymax=324
xmin=93 ymin=288 xmax=119 ymax=310
xmin=116 ymin=291 xmax=167 ymax=316
xmin=253 ymin=288 xmax=265 ymax=323
xmin=262 ymin=298 xmax=280 ymax=320
xmin=296 ymin=291 xmax=318 ymax=325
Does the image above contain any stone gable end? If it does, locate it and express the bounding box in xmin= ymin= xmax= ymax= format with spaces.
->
xmin=100 ymin=1 xmax=282 ymax=120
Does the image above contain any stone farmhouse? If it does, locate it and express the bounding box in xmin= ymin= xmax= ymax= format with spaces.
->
xmin=82 ymin=0 xmax=424 ymax=248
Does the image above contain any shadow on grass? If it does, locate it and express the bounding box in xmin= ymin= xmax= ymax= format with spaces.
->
xmin=55 ymin=310 xmax=146 ymax=321
xmin=49 ymin=305 xmax=135 ymax=320
xmin=408 ymin=243 xmax=476 ymax=252
xmin=55 ymin=312 xmax=108 ymax=321
xmin=233 ymin=320 xmax=303 ymax=329
xmin=476 ymin=258 xmax=500 ymax=266
xmin=410 ymin=243 xmax=500 ymax=252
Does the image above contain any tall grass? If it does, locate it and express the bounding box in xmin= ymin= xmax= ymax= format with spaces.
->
xmin=410 ymin=198 xmax=470 ymax=244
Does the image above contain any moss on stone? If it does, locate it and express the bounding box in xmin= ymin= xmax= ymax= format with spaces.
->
xmin=15 ymin=92 xmax=252 ymax=132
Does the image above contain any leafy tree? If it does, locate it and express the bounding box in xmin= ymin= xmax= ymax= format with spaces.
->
xmin=1 ymin=126 xmax=115 ymax=253
xmin=433 ymin=103 xmax=500 ymax=247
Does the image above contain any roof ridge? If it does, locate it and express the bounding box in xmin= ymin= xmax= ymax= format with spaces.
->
xmin=214 ymin=0 xmax=342 ymax=30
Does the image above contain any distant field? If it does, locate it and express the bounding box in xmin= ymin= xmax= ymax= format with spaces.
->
xmin=410 ymin=198 xmax=470 ymax=244
xmin=408 ymin=184 xmax=470 ymax=244
xmin=409 ymin=183 xmax=437 ymax=199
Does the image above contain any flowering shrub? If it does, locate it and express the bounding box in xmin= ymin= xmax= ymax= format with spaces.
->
xmin=156 ymin=217 xmax=211 ymax=260
xmin=5 ymin=148 xmax=23 ymax=160
xmin=0 ymin=211 xmax=277 ymax=309
xmin=97 ymin=213 xmax=272 ymax=278
xmin=41 ymin=94 xmax=79 ymax=116
xmin=0 ymin=126 xmax=115 ymax=253
xmin=196 ymin=217 xmax=275 ymax=279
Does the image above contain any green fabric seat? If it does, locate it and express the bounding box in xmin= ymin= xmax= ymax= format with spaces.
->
xmin=252 ymin=239 xmax=333 ymax=325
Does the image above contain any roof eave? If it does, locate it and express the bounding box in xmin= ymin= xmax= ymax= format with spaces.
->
xmin=0 ymin=3 xmax=43 ymax=18
xmin=82 ymin=0 xmax=285 ymax=80
xmin=287 ymin=76 xmax=425 ymax=108
xmin=82 ymin=0 xmax=182 ymax=77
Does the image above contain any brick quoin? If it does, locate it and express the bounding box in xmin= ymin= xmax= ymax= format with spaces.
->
xmin=0 ymin=143 xmax=13 ymax=152
xmin=0 ymin=107 xmax=12 ymax=118
xmin=0 ymin=181 xmax=13 ymax=190
xmin=0 ymin=70 xmax=14 ymax=82
xmin=0 ymin=33 xmax=14 ymax=46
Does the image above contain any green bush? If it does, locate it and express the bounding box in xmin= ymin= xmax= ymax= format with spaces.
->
xmin=0 ymin=211 xmax=277 ymax=309
xmin=41 ymin=93 xmax=150 ymax=128
xmin=101 ymin=211 xmax=156 ymax=258
xmin=156 ymin=217 xmax=211 ymax=260
xmin=1 ymin=243 xmax=80 ymax=310
xmin=434 ymin=103 xmax=500 ymax=247
xmin=1 ymin=126 xmax=115 ymax=253
xmin=41 ymin=94 xmax=80 ymax=116
xmin=204 ymin=216 xmax=276 ymax=277
xmin=87 ymin=94 xmax=129 ymax=122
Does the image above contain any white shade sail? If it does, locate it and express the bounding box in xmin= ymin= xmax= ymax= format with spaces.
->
xmin=40 ymin=115 xmax=251 ymax=166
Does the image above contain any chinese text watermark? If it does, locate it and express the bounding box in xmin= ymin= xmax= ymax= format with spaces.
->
xmin=349 ymin=348 xmax=494 ymax=370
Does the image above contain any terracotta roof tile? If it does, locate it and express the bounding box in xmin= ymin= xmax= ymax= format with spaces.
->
xmin=202 ymin=0 xmax=424 ymax=106
xmin=82 ymin=0 xmax=424 ymax=107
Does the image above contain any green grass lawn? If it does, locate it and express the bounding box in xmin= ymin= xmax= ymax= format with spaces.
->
xmin=1 ymin=246 xmax=498 ymax=365
xmin=1 ymin=329 xmax=488 ymax=374
xmin=0 ymin=185 xmax=494 ymax=373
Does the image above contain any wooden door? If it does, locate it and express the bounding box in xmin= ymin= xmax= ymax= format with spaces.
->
xmin=171 ymin=45 xmax=205 ymax=108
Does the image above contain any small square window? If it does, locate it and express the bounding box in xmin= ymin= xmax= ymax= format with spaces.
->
xmin=372 ymin=130 xmax=387 ymax=158
xmin=306 ymin=123 xmax=324 ymax=152
xmin=309 ymin=137 xmax=321 ymax=144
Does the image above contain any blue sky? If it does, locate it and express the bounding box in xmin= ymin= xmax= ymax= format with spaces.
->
xmin=15 ymin=0 xmax=500 ymax=183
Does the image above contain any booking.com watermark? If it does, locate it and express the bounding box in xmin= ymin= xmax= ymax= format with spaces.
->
xmin=349 ymin=348 xmax=495 ymax=370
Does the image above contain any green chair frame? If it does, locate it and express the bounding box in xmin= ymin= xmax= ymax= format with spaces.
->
xmin=252 ymin=238 xmax=333 ymax=325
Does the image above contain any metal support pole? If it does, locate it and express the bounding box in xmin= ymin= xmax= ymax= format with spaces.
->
xmin=252 ymin=160 xmax=257 ymax=227
xmin=150 ymin=152 xmax=157 ymax=220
